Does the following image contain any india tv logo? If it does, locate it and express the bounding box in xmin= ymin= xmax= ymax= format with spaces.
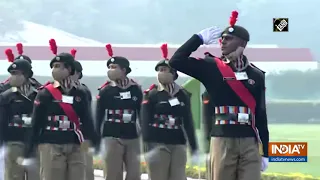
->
xmin=268 ymin=142 xmax=308 ymax=162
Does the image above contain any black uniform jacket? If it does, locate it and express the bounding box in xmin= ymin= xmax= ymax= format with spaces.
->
xmin=24 ymin=81 xmax=98 ymax=157
xmin=0 ymin=85 xmax=39 ymax=146
xmin=95 ymin=80 xmax=143 ymax=139
xmin=169 ymin=34 xmax=269 ymax=157
xmin=202 ymin=91 xmax=214 ymax=153
xmin=141 ymin=84 xmax=198 ymax=153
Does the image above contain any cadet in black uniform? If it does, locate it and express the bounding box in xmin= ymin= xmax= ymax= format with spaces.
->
xmin=168 ymin=11 xmax=269 ymax=180
xmin=15 ymin=43 xmax=42 ymax=87
xmin=21 ymin=39 xmax=99 ymax=180
xmin=0 ymin=45 xmax=41 ymax=94
xmin=70 ymin=49 xmax=95 ymax=180
xmin=0 ymin=59 xmax=41 ymax=180
xmin=201 ymin=91 xmax=214 ymax=180
xmin=141 ymin=44 xmax=198 ymax=180
xmin=95 ymin=44 xmax=142 ymax=180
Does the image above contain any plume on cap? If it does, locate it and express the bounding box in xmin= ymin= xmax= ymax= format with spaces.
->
xmin=5 ymin=49 xmax=15 ymax=62
xmin=161 ymin=43 xmax=168 ymax=60
xmin=105 ymin=44 xmax=113 ymax=57
xmin=16 ymin=43 xmax=23 ymax=55
xmin=229 ymin=10 xmax=239 ymax=27
xmin=49 ymin=39 xmax=58 ymax=55
xmin=71 ymin=49 xmax=77 ymax=58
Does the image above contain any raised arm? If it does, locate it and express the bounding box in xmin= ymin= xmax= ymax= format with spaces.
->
xmin=169 ymin=27 xmax=221 ymax=81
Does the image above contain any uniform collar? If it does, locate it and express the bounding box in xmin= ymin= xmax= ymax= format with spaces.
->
xmin=222 ymin=55 xmax=249 ymax=71
xmin=158 ymin=82 xmax=181 ymax=96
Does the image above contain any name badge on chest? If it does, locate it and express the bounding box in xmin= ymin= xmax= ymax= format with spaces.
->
xmin=238 ymin=113 xmax=249 ymax=123
xmin=168 ymin=97 xmax=180 ymax=107
xmin=234 ymin=72 xmax=248 ymax=80
xmin=120 ymin=91 xmax=131 ymax=100
xmin=62 ymin=95 xmax=73 ymax=104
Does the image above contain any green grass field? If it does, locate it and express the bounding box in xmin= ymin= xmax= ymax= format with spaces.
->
xmin=196 ymin=124 xmax=320 ymax=177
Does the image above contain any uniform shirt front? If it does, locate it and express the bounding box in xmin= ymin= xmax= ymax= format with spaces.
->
xmin=141 ymin=86 xmax=197 ymax=152
xmin=96 ymin=82 xmax=143 ymax=139
xmin=0 ymin=88 xmax=37 ymax=144
xmin=25 ymin=82 xmax=97 ymax=157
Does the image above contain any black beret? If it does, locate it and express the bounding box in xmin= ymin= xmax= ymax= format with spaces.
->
xmin=74 ymin=61 xmax=83 ymax=79
xmin=107 ymin=56 xmax=131 ymax=74
xmin=221 ymin=25 xmax=250 ymax=41
xmin=15 ymin=55 xmax=32 ymax=64
xmin=155 ymin=59 xmax=178 ymax=80
xmin=7 ymin=59 xmax=33 ymax=77
xmin=50 ymin=52 xmax=75 ymax=75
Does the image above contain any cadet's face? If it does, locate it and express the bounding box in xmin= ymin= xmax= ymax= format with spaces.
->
xmin=107 ymin=63 xmax=126 ymax=80
xmin=221 ymin=34 xmax=244 ymax=55
xmin=10 ymin=70 xmax=23 ymax=76
xmin=9 ymin=70 xmax=26 ymax=87
xmin=52 ymin=62 xmax=71 ymax=81
xmin=157 ymin=66 xmax=174 ymax=84
xmin=157 ymin=66 xmax=171 ymax=73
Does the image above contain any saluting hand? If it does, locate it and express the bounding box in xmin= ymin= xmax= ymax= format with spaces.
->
xmin=197 ymin=26 xmax=222 ymax=45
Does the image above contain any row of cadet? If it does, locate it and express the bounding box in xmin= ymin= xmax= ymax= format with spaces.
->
xmin=0 ymin=40 xmax=202 ymax=180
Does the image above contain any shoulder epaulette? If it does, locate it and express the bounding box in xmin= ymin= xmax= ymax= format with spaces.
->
xmin=251 ymin=63 xmax=266 ymax=74
xmin=144 ymin=84 xmax=156 ymax=94
xmin=38 ymin=81 xmax=51 ymax=90
xmin=98 ymin=81 xmax=110 ymax=90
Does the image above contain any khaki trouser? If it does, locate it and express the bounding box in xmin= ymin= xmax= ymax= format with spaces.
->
xmin=5 ymin=141 xmax=39 ymax=180
xmin=38 ymin=143 xmax=85 ymax=180
xmin=103 ymin=137 xmax=140 ymax=180
xmin=85 ymin=154 xmax=94 ymax=180
xmin=145 ymin=143 xmax=187 ymax=180
xmin=210 ymin=137 xmax=261 ymax=180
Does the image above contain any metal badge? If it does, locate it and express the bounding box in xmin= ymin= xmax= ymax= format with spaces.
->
xmin=123 ymin=114 xmax=132 ymax=122
xmin=20 ymin=56 xmax=23 ymax=59
xmin=168 ymin=117 xmax=175 ymax=125
xmin=56 ymin=56 xmax=60 ymax=61
xmin=59 ymin=121 xmax=70 ymax=129
xmin=12 ymin=64 xmax=16 ymax=68
xmin=22 ymin=117 xmax=32 ymax=125
xmin=228 ymin=27 xmax=234 ymax=32
xmin=110 ymin=58 xmax=115 ymax=62
xmin=237 ymin=113 xmax=249 ymax=123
